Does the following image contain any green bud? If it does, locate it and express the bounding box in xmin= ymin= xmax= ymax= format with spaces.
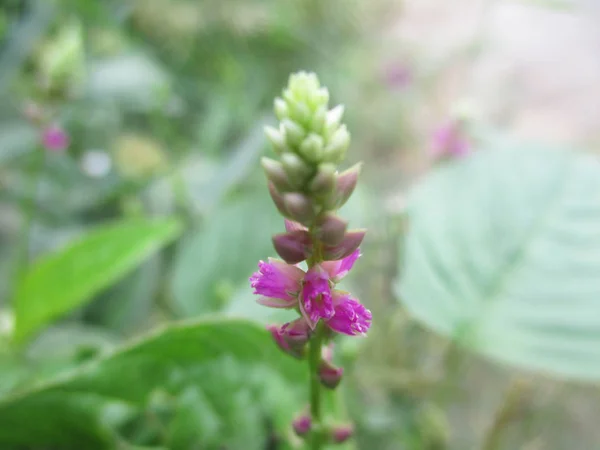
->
xmin=310 ymin=163 xmax=336 ymax=195
xmin=282 ymin=119 xmax=306 ymax=148
xmin=289 ymin=71 xmax=319 ymax=100
xmin=264 ymin=126 xmax=286 ymax=155
xmin=281 ymin=152 xmax=312 ymax=188
xmin=324 ymin=105 xmax=345 ymax=138
xmin=261 ymin=157 xmax=292 ymax=191
xmin=310 ymin=106 xmax=327 ymax=134
xmin=323 ymin=125 xmax=350 ymax=163
xmin=287 ymin=98 xmax=311 ymax=126
xmin=274 ymin=98 xmax=289 ymax=121
xmin=309 ymin=87 xmax=329 ymax=110
xmin=299 ymin=133 xmax=324 ymax=163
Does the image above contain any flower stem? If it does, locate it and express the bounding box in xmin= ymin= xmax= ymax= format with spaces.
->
xmin=307 ymin=232 xmax=325 ymax=449
xmin=309 ymin=323 xmax=324 ymax=449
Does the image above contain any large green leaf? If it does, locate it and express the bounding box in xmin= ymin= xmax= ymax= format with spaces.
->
xmin=396 ymin=143 xmax=600 ymax=381
xmin=171 ymin=196 xmax=281 ymax=316
xmin=14 ymin=218 xmax=183 ymax=343
xmin=0 ymin=318 xmax=305 ymax=450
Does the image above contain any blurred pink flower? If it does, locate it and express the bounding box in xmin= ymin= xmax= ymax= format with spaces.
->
xmin=383 ymin=62 xmax=412 ymax=89
xmin=430 ymin=120 xmax=470 ymax=159
xmin=42 ymin=125 xmax=70 ymax=152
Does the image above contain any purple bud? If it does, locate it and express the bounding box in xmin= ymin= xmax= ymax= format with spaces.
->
xmin=272 ymin=230 xmax=312 ymax=264
xmin=319 ymin=359 xmax=344 ymax=389
xmin=430 ymin=120 xmax=470 ymax=160
xmin=283 ymin=193 xmax=314 ymax=225
xmin=280 ymin=317 xmax=312 ymax=352
xmin=284 ymin=219 xmax=307 ymax=233
xmin=310 ymin=163 xmax=337 ymax=195
xmin=331 ymin=424 xmax=354 ymax=443
xmin=261 ymin=157 xmax=292 ymax=192
xmin=266 ymin=324 xmax=304 ymax=359
xmin=267 ymin=182 xmax=289 ymax=217
xmin=326 ymin=163 xmax=361 ymax=209
xmin=42 ymin=125 xmax=70 ymax=152
xmin=292 ymin=414 xmax=312 ymax=437
xmin=316 ymin=213 xmax=348 ymax=246
xmin=323 ymin=229 xmax=366 ymax=261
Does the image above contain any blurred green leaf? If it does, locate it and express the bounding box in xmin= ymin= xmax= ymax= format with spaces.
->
xmin=171 ymin=195 xmax=281 ymax=317
xmin=14 ymin=218 xmax=183 ymax=344
xmin=397 ymin=142 xmax=600 ymax=381
xmin=0 ymin=318 xmax=305 ymax=449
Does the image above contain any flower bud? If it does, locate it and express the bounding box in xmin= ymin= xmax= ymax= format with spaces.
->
xmin=325 ymin=163 xmax=361 ymax=209
xmin=318 ymin=359 xmax=344 ymax=389
xmin=267 ymin=182 xmax=288 ymax=217
xmin=272 ymin=230 xmax=312 ymax=264
xmin=299 ymin=133 xmax=324 ymax=163
xmin=281 ymin=152 xmax=312 ymax=188
xmin=316 ymin=214 xmax=348 ymax=246
xmin=323 ymin=229 xmax=366 ymax=261
xmin=274 ymin=97 xmax=289 ymax=120
xmin=287 ymin=98 xmax=311 ymax=126
xmin=323 ymin=125 xmax=350 ymax=163
xmin=309 ymin=87 xmax=329 ymax=110
xmin=261 ymin=157 xmax=293 ymax=192
xmin=266 ymin=324 xmax=304 ymax=359
xmin=310 ymin=106 xmax=327 ymax=134
xmin=282 ymin=119 xmax=306 ymax=147
xmin=281 ymin=318 xmax=311 ymax=352
xmin=310 ymin=163 xmax=337 ymax=196
xmin=292 ymin=414 xmax=312 ymax=437
xmin=284 ymin=219 xmax=307 ymax=233
xmin=324 ymin=105 xmax=345 ymax=138
xmin=331 ymin=424 xmax=354 ymax=443
xmin=264 ymin=125 xmax=286 ymax=155
xmin=283 ymin=193 xmax=315 ymax=225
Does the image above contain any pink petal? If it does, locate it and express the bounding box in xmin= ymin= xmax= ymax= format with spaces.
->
xmin=301 ymin=265 xmax=334 ymax=325
xmin=322 ymin=249 xmax=361 ymax=282
xmin=249 ymin=258 xmax=304 ymax=305
xmin=284 ymin=219 xmax=307 ymax=233
xmin=256 ymin=296 xmax=297 ymax=308
xmin=326 ymin=291 xmax=372 ymax=336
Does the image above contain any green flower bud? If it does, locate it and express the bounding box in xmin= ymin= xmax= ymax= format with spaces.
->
xmin=282 ymin=119 xmax=306 ymax=148
xmin=264 ymin=126 xmax=286 ymax=155
xmin=324 ymin=105 xmax=345 ymax=138
xmin=261 ymin=157 xmax=293 ymax=191
xmin=281 ymin=152 xmax=312 ymax=188
xmin=274 ymin=98 xmax=289 ymax=121
xmin=310 ymin=87 xmax=330 ymax=110
xmin=299 ymin=133 xmax=324 ymax=163
xmin=310 ymin=106 xmax=327 ymax=134
xmin=289 ymin=71 xmax=320 ymax=100
xmin=287 ymin=98 xmax=311 ymax=126
xmin=323 ymin=124 xmax=350 ymax=163
xmin=310 ymin=163 xmax=336 ymax=195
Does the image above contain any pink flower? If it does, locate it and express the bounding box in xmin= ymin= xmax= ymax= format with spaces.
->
xmin=300 ymin=265 xmax=334 ymax=328
xmin=322 ymin=249 xmax=361 ymax=283
xmin=250 ymin=258 xmax=304 ymax=308
xmin=430 ymin=120 xmax=469 ymax=159
xmin=42 ymin=125 xmax=70 ymax=152
xmin=325 ymin=291 xmax=372 ymax=336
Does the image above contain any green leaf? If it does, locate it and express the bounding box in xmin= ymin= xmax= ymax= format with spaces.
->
xmin=0 ymin=318 xmax=305 ymax=449
xmin=171 ymin=196 xmax=281 ymax=316
xmin=396 ymin=142 xmax=600 ymax=382
xmin=14 ymin=218 xmax=183 ymax=344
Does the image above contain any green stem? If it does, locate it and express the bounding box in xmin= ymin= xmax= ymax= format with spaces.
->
xmin=309 ymin=324 xmax=324 ymax=449
xmin=307 ymin=231 xmax=325 ymax=450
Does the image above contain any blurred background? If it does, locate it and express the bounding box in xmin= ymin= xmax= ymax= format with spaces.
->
xmin=1 ymin=0 xmax=600 ymax=449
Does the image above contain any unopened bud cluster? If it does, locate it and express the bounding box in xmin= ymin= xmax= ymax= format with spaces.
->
xmin=262 ymin=72 xmax=361 ymax=236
